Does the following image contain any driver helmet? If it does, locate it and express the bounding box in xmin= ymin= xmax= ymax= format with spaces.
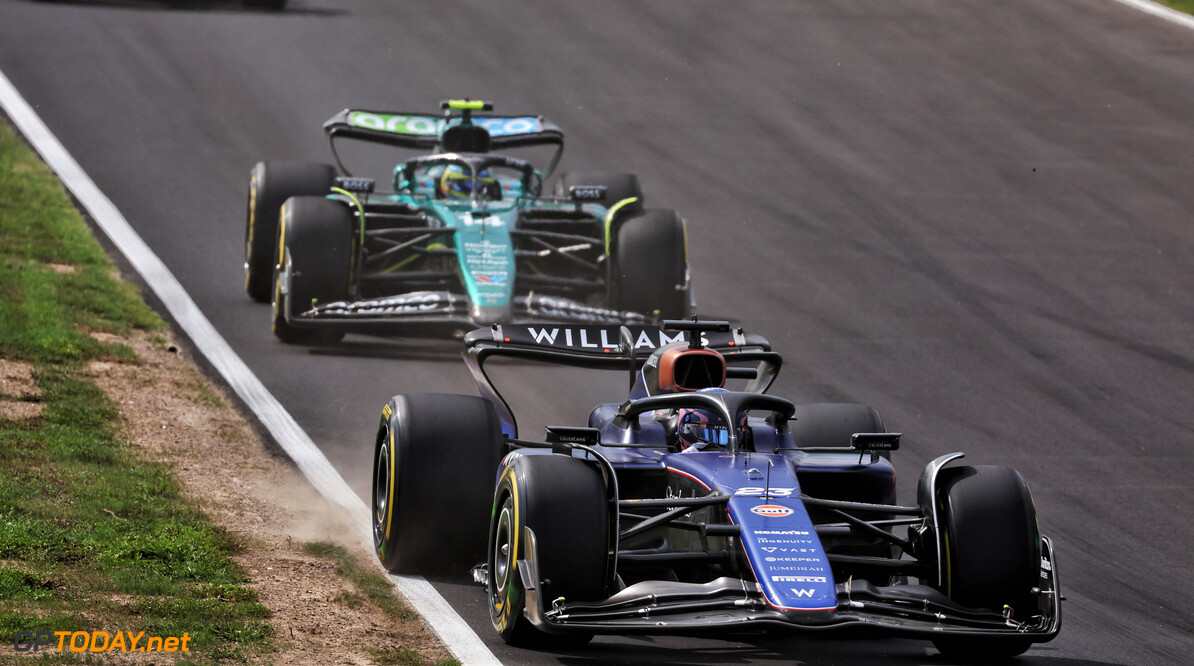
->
xmin=440 ymin=164 xmax=498 ymax=200
xmin=676 ymin=388 xmax=748 ymax=453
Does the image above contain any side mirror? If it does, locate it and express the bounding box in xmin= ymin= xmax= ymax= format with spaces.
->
xmin=850 ymin=432 xmax=901 ymax=452
xmin=545 ymin=425 xmax=602 ymax=454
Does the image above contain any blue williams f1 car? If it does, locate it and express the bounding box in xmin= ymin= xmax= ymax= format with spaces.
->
xmin=244 ymin=100 xmax=690 ymax=344
xmin=370 ymin=320 xmax=1061 ymax=658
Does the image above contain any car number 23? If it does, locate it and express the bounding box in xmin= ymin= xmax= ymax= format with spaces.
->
xmin=736 ymin=487 xmax=797 ymax=497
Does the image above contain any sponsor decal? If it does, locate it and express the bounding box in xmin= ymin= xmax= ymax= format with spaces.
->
xmin=334 ymin=176 xmax=375 ymax=193
xmin=772 ymin=576 xmax=828 ymax=583
xmin=349 ymin=112 xmax=442 ymax=135
xmin=463 ymin=213 xmax=504 ymax=228
xmin=461 ymin=239 xmax=512 ymax=294
xmin=525 ymin=326 xmax=619 ymax=348
xmin=364 ymin=294 xmax=442 ymax=311
xmin=750 ymin=504 xmax=793 ymax=518
xmin=756 ymin=537 xmax=815 ymax=544
xmin=637 ymin=329 xmax=695 ymax=349
xmin=737 ymin=487 xmax=796 ymax=497
xmin=569 ymin=185 xmax=607 ymax=201
xmin=521 ymin=326 xmax=694 ymax=350
xmin=519 ymin=297 xmax=642 ymax=324
xmin=789 ymin=588 xmax=817 ymax=598
xmin=536 ymin=242 xmax=592 ymax=257
xmin=463 ymin=239 xmax=507 ymax=254
xmin=462 ymin=240 xmax=510 ymax=269
xmin=754 ymin=530 xmax=811 ymax=536
xmin=764 ymin=556 xmax=824 ymax=563
xmin=346 ymin=112 xmax=542 ymax=137
xmin=317 ymin=292 xmax=455 ymax=316
xmin=475 ymin=117 xmax=542 ymax=136
xmin=768 ymin=568 xmax=826 ymax=575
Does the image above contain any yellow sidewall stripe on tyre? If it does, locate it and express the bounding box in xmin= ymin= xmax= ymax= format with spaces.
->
xmin=385 ymin=425 xmax=397 ymax=542
xmin=603 ymin=197 xmax=639 ymax=256
xmin=276 ymin=200 xmax=289 ymax=266
xmin=245 ymin=171 xmax=258 ymax=290
xmin=493 ymin=466 xmax=520 ymax=633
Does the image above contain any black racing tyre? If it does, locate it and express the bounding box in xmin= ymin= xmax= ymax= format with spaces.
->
xmin=271 ymin=196 xmax=352 ymax=345
xmin=932 ymin=465 xmax=1040 ymax=659
xmin=612 ymin=209 xmax=690 ymax=320
xmin=488 ymin=454 xmax=608 ymax=647
xmin=372 ymin=394 xmax=503 ymax=576
xmin=555 ymin=171 xmax=643 ymax=213
xmin=245 ymin=161 xmax=335 ymax=302
xmin=789 ymin=402 xmax=887 ymax=457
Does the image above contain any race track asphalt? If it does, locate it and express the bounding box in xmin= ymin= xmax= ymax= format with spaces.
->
xmin=2 ymin=1 xmax=1193 ymax=663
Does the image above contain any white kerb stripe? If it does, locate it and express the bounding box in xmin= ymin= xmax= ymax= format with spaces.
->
xmin=1109 ymin=0 xmax=1194 ymax=30
xmin=0 ymin=67 xmax=500 ymax=666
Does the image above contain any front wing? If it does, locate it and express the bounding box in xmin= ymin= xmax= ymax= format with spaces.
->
xmin=286 ymin=290 xmax=654 ymax=333
xmin=508 ymin=527 xmax=1062 ymax=641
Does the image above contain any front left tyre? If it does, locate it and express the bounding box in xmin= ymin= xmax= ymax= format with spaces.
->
xmin=271 ymin=195 xmax=351 ymax=345
xmin=372 ymin=394 xmax=503 ymax=576
xmin=244 ymin=160 xmax=335 ymax=302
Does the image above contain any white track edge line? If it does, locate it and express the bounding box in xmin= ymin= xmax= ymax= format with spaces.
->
xmin=0 ymin=67 xmax=500 ymax=666
xmin=1110 ymin=0 xmax=1194 ymax=29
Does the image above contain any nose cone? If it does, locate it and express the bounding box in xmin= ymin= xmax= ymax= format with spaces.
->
xmin=470 ymin=303 xmax=512 ymax=326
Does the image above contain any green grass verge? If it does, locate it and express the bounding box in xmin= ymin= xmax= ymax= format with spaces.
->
xmin=0 ymin=117 xmax=274 ymax=662
xmin=1157 ymin=1 xmax=1194 ymax=15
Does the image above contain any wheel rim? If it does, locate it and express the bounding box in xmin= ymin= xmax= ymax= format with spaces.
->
xmin=492 ymin=501 xmax=514 ymax=594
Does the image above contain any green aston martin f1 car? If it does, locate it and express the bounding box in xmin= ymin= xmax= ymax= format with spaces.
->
xmin=244 ymin=100 xmax=692 ymax=344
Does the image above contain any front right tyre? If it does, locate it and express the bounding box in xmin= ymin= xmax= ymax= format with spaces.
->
xmin=612 ymin=209 xmax=690 ymax=320
xmin=931 ymin=464 xmax=1040 ymax=659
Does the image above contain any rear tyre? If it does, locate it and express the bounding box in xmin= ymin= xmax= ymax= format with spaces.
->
xmin=372 ymin=394 xmax=503 ymax=576
xmin=488 ymin=454 xmax=607 ymax=647
xmin=932 ymin=465 xmax=1039 ymax=659
xmin=789 ymin=402 xmax=887 ymax=458
xmin=272 ymin=196 xmax=351 ymax=345
xmin=555 ymin=171 xmax=643 ymax=212
xmin=245 ymin=161 xmax=335 ymax=302
xmin=612 ymin=209 xmax=690 ymax=319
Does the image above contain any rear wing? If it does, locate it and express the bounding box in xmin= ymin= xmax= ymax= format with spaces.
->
xmin=463 ymin=322 xmax=782 ymax=438
xmin=323 ymin=108 xmax=565 ymax=177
